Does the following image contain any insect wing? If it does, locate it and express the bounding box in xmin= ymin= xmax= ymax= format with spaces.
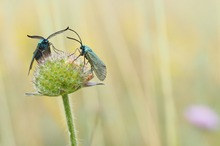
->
xmin=87 ymin=51 xmax=106 ymax=81
xmin=28 ymin=55 xmax=35 ymax=75
xmin=28 ymin=45 xmax=40 ymax=75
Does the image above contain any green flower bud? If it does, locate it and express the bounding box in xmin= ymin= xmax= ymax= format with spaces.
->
xmin=26 ymin=53 xmax=103 ymax=97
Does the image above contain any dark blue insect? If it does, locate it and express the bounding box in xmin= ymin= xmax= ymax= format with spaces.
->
xmin=67 ymin=28 xmax=106 ymax=81
xmin=27 ymin=27 xmax=69 ymax=75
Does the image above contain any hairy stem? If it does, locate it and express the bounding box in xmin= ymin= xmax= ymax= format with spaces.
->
xmin=62 ymin=94 xmax=77 ymax=146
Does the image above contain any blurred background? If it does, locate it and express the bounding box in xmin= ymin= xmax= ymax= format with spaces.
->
xmin=0 ymin=0 xmax=220 ymax=146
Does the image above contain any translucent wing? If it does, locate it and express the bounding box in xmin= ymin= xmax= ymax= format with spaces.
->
xmin=86 ymin=50 xmax=107 ymax=81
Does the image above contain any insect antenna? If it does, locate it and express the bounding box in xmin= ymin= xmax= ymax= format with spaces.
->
xmin=67 ymin=28 xmax=83 ymax=46
xmin=27 ymin=35 xmax=45 ymax=40
xmin=47 ymin=26 xmax=69 ymax=40
xmin=66 ymin=37 xmax=82 ymax=45
xmin=66 ymin=37 xmax=82 ymax=58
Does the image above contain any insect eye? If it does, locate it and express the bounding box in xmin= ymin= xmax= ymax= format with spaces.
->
xmin=42 ymin=40 xmax=49 ymax=44
xmin=81 ymin=48 xmax=85 ymax=54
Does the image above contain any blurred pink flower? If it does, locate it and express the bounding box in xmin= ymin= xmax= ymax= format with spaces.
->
xmin=184 ymin=105 xmax=220 ymax=131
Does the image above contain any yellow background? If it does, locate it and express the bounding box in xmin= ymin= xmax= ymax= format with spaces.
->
xmin=0 ymin=0 xmax=220 ymax=146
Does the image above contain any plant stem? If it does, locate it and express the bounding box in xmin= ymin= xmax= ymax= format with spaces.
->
xmin=62 ymin=94 xmax=77 ymax=146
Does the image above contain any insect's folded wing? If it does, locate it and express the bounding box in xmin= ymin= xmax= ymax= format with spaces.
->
xmin=87 ymin=52 xmax=107 ymax=81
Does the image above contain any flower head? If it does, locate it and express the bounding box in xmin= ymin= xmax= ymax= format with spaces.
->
xmin=26 ymin=53 xmax=103 ymax=96
xmin=184 ymin=104 xmax=220 ymax=131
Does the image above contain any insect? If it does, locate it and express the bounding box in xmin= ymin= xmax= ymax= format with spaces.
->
xmin=27 ymin=26 xmax=69 ymax=75
xmin=67 ymin=28 xmax=107 ymax=81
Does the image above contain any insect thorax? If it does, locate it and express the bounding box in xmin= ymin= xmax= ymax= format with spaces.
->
xmin=35 ymin=39 xmax=51 ymax=61
xmin=81 ymin=45 xmax=92 ymax=55
xmin=38 ymin=39 xmax=50 ymax=51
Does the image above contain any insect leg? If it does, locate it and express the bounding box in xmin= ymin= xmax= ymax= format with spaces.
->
xmin=68 ymin=48 xmax=81 ymax=57
xmin=50 ymin=42 xmax=63 ymax=54
xmin=83 ymin=58 xmax=94 ymax=76
xmin=81 ymin=57 xmax=86 ymax=70
xmin=71 ymin=54 xmax=81 ymax=63
xmin=68 ymin=48 xmax=82 ymax=63
xmin=83 ymin=58 xmax=89 ymax=68
xmin=84 ymin=56 xmax=86 ymax=65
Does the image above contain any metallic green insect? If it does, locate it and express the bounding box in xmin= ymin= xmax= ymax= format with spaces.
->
xmin=27 ymin=27 xmax=69 ymax=75
xmin=67 ymin=28 xmax=106 ymax=81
